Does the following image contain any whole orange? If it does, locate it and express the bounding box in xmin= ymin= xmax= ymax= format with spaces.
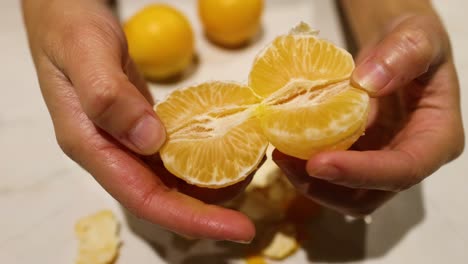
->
xmin=198 ymin=0 xmax=264 ymax=47
xmin=124 ymin=4 xmax=194 ymax=80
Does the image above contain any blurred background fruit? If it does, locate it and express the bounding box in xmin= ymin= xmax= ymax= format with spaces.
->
xmin=124 ymin=4 xmax=195 ymax=80
xmin=198 ymin=0 xmax=264 ymax=48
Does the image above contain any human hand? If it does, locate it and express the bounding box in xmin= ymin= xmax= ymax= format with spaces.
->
xmin=22 ymin=0 xmax=254 ymax=242
xmin=274 ymin=14 xmax=464 ymax=216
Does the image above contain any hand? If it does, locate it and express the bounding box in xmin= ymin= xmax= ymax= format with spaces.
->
xmin=22 ymin=0 xmax=254 ymax=242
xmin=274 ymin=15 xmax=464 ymax=216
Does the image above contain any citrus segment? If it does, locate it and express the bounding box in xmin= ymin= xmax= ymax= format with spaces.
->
xmin=258 ymin=81 xmax=369 ymax=159
xmin=157 ymin=82 xmax=260 ymax=133
xmin=249 ymin=23 xmax=355 ymax=98
xmin=155 ymin=82 xmax=268 ymax=188
xmin=249 ymin=23 xmax=369 ymax=159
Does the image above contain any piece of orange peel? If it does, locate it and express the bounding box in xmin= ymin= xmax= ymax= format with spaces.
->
xmin=75 ymin=210 xmax=120 ymax=264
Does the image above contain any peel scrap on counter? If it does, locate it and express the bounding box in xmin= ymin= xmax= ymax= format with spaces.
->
xmin=74 ymin=210 xmax=121 ymax=264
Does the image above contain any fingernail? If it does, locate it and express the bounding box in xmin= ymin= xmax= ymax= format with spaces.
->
xmin=129 ymin=114 xmax=166 ymax=155
xmin=307 ymin=165 xmax=341 ymax=181
xmin=352 ymin=60 xmax=392 ymax=93
xmin=228 ymin=239 xmax=252 ymax=244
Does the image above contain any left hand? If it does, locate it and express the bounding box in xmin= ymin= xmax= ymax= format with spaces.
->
xmin=22 ymin=0 xmax=255 ymax=242
xmin=274 ymin=14 xmax=465 ymax=216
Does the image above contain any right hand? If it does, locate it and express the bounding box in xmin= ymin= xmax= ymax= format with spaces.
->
xmin=273 ymin=14 xmax=464 ymax=217
xmin=22 ymin=0 xmax=255 ymax=243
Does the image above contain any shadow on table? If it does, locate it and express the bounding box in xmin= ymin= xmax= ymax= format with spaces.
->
xmin=301 ymin=184 xmax=425 ymax=262
xmin=122 ymin=184 xmax=425 ymax=263
xmin=122 ymin=208 xmax=252 ymax=264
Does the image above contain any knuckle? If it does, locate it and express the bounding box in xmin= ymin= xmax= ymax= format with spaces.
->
xmin=398 ymin=27 xmax=434 ymax=71
xmin=56 ymin=131 xmax=80 ymax=162
xmin=397 ymin=154 xmax=423 ymax=192
xmin=130 ymin=186 xmax=158 ymax=220
xmin=84 ymin=76 xmax=120 ymax=123
xmin=395 ymin=179 xmax=416 ymax=192
xmin=449 ymin=126 xmax=465 ymax=161
xmin=62 ymin=24 xmax=95 ymax=53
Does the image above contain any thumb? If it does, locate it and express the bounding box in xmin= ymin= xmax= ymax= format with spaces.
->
xmin=60 ymin=19 xmax=166 ymax=155
xmin=351 ymin=15 xmax=448 ymax=96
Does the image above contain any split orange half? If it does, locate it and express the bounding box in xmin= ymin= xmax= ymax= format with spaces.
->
xmin=155 ymin=82 xmax=268 ymax=188
xmin=249 ymin=23 xmax=369 ymax=159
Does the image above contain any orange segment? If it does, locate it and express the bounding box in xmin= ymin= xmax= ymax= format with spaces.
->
xmin=155 ymin=82 xmax=268 ymax=188
xmin=249 ymin=23 xmax=369 ymax=159
xmin=258 ymin=81 xmax=369 ymax=159
xmin=249 ymin=23 xmax=355 ymax=98
xmin=157 ymin=81 xmax=260 ymax=133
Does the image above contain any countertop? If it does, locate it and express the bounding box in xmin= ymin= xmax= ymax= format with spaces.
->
xmin=1 ymin=1 xmax=467 ymax=263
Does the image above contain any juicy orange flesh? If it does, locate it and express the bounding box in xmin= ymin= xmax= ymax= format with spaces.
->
xmin=161 ymin=117 xmax=268 ymax=187
xmin=249 ymin=35 xmax=355 ymax=98
xmin=258 ymin=81 xmax=368 ymax=159
xmin=249 ymin=31 xmax=369 ymax=160
xmin=156 ymin=26 xmax=370 ymax=188
xmin=156 ymin=82 xmax=268 ymax=188
xmin=158 ymin=83 xmax=260 ymax=132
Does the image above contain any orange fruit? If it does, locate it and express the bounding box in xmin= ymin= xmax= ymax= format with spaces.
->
xmin=249 ymin=23 xmax=369 ymax=159
xmin=155 ymin=23 xmax=369 ymax=188
xmin=198 ymin=0 xmax=264 ymax=47
xmin=155 ymin=82 xmax=268 ymax=188
xmin=124 ymin=4 xmax=194 ymax=80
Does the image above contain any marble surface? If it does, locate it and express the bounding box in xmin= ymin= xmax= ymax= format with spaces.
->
xmin=1 ymin=0 xmax=467 ymax=263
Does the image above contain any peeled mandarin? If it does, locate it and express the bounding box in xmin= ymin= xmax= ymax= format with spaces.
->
xmin=155 ymin=23 xmax=369 ymax=188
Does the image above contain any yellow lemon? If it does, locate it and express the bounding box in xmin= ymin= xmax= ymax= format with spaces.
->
xmin=198 ymin=0 xmax=264 ymax=47
xmin=124 ymin=4 xmax=194 ymax=80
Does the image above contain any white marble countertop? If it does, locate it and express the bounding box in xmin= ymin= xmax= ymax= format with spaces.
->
xmin=1 ymin=1 xmax=467 ymax=263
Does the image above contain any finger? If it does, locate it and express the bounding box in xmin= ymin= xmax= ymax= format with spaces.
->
xmin=272 ymin=150 xmax=394 ymax=217
xmin=351 ymin=15 xmax=448 ymax=96
xmin=39 ymin=61 xmax=255 ymax=243
xmin=59 ymin=16 xmax=165 ymax=155
xmin=305 ymin=126 xmax=454 ymax=192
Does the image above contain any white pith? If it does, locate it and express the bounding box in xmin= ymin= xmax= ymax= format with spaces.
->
xmin=168 ymin=104 xmax=259 ymax=141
